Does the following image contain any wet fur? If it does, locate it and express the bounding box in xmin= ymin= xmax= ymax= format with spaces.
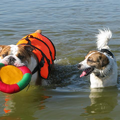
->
xmin=0 ymin=30 xmax=54 ymax=85
xmin=78 ymin=29 xmax=118 ymax=88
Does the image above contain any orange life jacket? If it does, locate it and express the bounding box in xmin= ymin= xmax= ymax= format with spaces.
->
xmin=16 ymin=32 xmax=56 ymax=79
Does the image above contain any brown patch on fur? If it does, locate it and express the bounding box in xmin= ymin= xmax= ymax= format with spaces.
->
xmin=86 ymin=51 xmax=109 ymax=69
xmin=0 ymin=46 xmax=11 ymax=58
xmin=16 ymin=45 xmax=34 ymax=64
xmin=85 ymin=50 xmax=98 ymax=59
xmin=0 ymin=45 xmax=7 ymax=52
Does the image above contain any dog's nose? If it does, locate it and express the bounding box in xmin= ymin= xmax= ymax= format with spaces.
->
xmin=77 ymin=64 xmax=81 ymax=69
xmin=8 ymin=56 xmax=16 ymax=65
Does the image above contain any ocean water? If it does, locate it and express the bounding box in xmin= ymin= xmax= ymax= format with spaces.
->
xmin=1 ymin=0 xmax=120 ymax=120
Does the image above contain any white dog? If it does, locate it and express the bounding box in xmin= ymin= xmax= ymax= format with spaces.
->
xmin=78 ymin=29 xmax=118 ymax=88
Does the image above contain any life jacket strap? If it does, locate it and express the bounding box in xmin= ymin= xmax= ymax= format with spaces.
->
xmin=32 ymin=55 xmax=44 ymax=75
xmin=32 ymin=36 xmax=53 ymax=62
xmin=25 ymin=35 xmax=51 ymax=76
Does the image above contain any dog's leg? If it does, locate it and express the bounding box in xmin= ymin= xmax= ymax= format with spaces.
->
xmin=35 ymin=71 xmax=42 ymax=85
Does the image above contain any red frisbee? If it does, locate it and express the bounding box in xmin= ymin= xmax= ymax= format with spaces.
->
xmin=0 ymin=63 xmax=32 ymax=94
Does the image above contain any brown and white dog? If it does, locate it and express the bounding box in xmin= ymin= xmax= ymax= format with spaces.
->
xmin=78 ymin=29 xmax=118 ymax=88
xmin=0 ymin=30 xmax=55 ymax=85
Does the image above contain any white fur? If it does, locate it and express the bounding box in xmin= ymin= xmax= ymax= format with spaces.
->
xmin=0 ymin=55 xmax=25 ymax=67
xmin=0 ymin=45 xmax=25 ymax=67
xmin=27 ymin=56 xmax=38 ymax=84
xmin=9 ymin=45 xmax=19 ymax=55
xmin=96 ymin=29 xmax=112 ymax=50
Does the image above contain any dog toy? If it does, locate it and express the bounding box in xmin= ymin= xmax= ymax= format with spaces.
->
xmin=0 ymin=63 xmax=32 ymax=94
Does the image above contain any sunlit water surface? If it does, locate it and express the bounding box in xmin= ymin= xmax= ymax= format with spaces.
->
xmin=1 ymin=0 xmax=120 ymax=120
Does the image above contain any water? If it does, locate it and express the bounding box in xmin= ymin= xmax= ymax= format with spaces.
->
xmin=1 ymin=0 xmax=120 ymax=119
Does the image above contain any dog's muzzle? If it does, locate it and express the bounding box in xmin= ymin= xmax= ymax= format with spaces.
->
xmin=77 ymin=64 xmax=81 ymax=69
xmin=8 ymin=56 xmax=16 ymax=65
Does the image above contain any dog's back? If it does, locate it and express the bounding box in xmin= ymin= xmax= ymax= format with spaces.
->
xmin=17 ymin=31 xmax=56 ymax=79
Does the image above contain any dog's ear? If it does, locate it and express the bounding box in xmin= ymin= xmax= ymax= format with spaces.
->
xmin=99 ymin=55 xmax=109 ymax=67
xmin=24 ymin=45 xmax=34 ymax=53
xmin=0 ymin=45 xmax=7 ymax=53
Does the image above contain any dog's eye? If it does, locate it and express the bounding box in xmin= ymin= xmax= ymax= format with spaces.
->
xmin=2 ymin=53 xmax=7 ymax=58
xmin=18 ymin=54 xmax=25 ymax=60
xmin=88 ymin=58 xmax=93 ymax=62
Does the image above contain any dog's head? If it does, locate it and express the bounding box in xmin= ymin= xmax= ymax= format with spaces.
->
xmin=78 ymin=50 xmax=110 ymax=77
xmin=0 ymin=45 xmax=34 ymax=67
